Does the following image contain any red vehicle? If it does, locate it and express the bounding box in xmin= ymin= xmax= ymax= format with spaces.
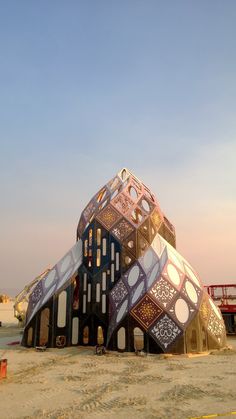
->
xmin=205 ymin=284 xmax=236 ymax=334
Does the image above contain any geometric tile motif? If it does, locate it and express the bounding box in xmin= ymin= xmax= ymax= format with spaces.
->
xmin=207 ymin=312 xmax=225 ymax=338
xmin=199 ymin=297 xmax=211 ymax=324
xmin=131 ymin=294 xmax=162 ymax=330
xmin=150 ymin=314 xmax=182 ymax=350
xmin=149 ymin=277 xmax=177 ymax=308
xmin=111 ymin=192 xmax=134 ymax=215
xmin=110 ymin=280 xmax=128 ymax=308
xmin=31 ymin=282 xmax=43 ymax=304
xmin=96 ymin=204 xmax=121 ymax=230
xmin=111 ymin=218 xmax=134 ymax=242
xmin=151 ymin=209 xmax=163 ymax=231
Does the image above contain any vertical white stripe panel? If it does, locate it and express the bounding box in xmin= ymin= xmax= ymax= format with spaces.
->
xmin=72 ymin=317 xmax=79 ymax=345
xmin=102 ymin=238 xmax=107 ymax=256
xmin=87 ymin=283 xmax=91 ymax=302
xmin=96 ymin=283 xmax=101 ymax=302
xmin=102 ymin=272 xmax=106 ymax=291
xmin=111 ymin=243 xmax=115 ymax=260
xmin=116 ymin=252 xmax=120 ymax=271
xmin=102 ymin=294 xmax=106 ymax=313
xmin=57 ymin=291 xmax=67 ymax=328
xmin=83 ymin=295 xmax=86 ymax=313
xmin=111 ymin=264 xmax=115 ymax=282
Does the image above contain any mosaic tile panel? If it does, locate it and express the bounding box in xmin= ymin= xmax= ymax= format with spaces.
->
xmin=151 ymin=209 xmax=163 ymax=231
xmin=111 ymin=218 xmax=134 ymax=242
xmin=110 ymin=280 xmax=128 ymax=309
xmin=199 ymin=295 xmax=211 ymax=324
xmin=149 ymin=276 xmax=177 ymax=308
xmin=131 ymin=295 xmax=162 ymax=330
xmin=31 ymin=282 xmax=43 ymax=304
xmin=150 ymin=314 xmax=182 ymax=350
xmin=207 ymin=312 xmax=225 ymax=338
xmin=111 ymin=192 xmax=135 ymax=215
xmin=96 ymin=204 xmax=121 ymax=230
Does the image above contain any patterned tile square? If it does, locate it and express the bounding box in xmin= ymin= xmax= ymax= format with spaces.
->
xmin=149 ymin=276 xmax=177 ymax=308
xmin=131 ymin=294 xmax=162 ymax=330
xmin=207 ymin=312 xmax=225 ymax=338
xmin=111 ymin=218 xmax=134 ymax=242
xmin=111 ymin=192 xmax=135 ymax=215
xmin=150 ymin=314 xmax=182 ymax=351
xmin=110 ymin=279 xmax=128 ymax=310
xmin=199 ymin=294 xmax=211 ymax=324
xmin=96 ymin=204 xmax=122 ymax=230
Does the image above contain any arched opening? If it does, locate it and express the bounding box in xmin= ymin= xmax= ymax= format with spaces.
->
xmin=83 ymin=326 xmax=89 ymax=345
xmin=133 ymin=327 xmax=144 ymax=351
xmin=117 ymin=327 xmax=126 ymax=351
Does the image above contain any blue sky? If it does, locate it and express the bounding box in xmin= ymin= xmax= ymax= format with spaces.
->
xmin=0 ymin=1 xmax=236 ymax=293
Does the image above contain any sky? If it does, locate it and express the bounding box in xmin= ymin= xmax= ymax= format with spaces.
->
xmin=0 ymin=1 xmax=236 ymax=295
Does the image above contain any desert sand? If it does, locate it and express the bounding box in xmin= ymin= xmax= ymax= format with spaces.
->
xmin=0 ymin=303 xmax=236 ymax=419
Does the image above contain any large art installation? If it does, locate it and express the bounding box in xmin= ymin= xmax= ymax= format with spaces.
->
xmin=22 ymin=168 xmax=226 ymax=353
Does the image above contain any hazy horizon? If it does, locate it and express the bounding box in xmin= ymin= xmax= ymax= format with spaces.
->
xmin=1 ymin=2 xmax=236 ymax=294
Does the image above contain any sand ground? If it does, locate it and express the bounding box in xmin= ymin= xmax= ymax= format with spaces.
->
xmin=0 ymin=304 xmax=236 ymax=419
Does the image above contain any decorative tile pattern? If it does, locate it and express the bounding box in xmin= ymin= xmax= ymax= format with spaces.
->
xmin=149 ymin=277 xmax=177 ymax=308
xmin=151 ymin=209 xmax=163 ymax=231
xmin=111 ymin=218 xmax=134 ymax=242
xmin=111 ymin=192 xmax=134 ymax=215
xmin=110 ymin=280 xmax=128 ymax=308
xmin=150 ymin=314 xmax=182 ymax=350
xmin=207 ymin=312 xmax=225 ymax=338
xmin=131 ymin=295 xmax=162 ymax=329
xmin=96 ymin=204 xmax=121 ymax=230
xmin=31 ymin=282 xmax=43 ymax=304
xmin=199 ymin=296 xmax=211 ymax=324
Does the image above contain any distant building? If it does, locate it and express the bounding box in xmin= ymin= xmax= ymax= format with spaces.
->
xmin=0 ymin=295 xmax=10 ymax=304
xmin=22 ymin=169 xmax=226 ymax=353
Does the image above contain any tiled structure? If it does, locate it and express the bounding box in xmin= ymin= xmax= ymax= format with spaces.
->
xmin=22 ymin=168 xmax=226 ymax=353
